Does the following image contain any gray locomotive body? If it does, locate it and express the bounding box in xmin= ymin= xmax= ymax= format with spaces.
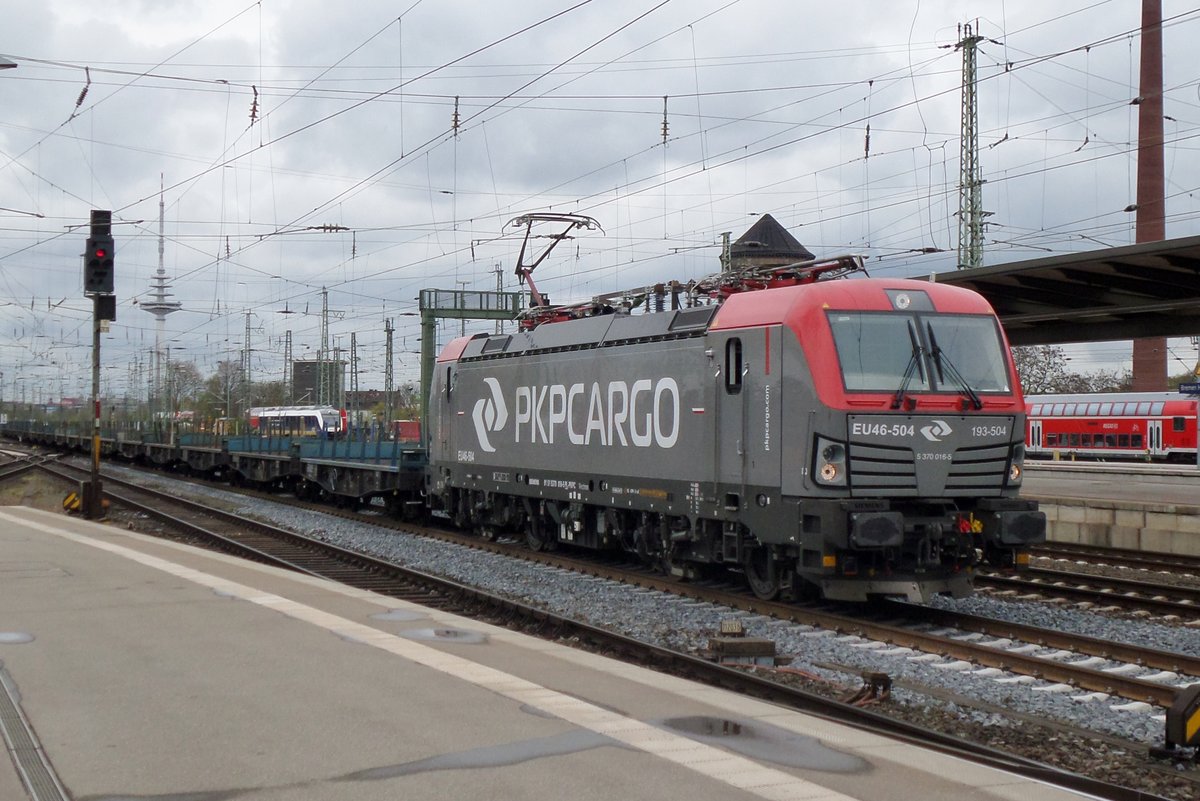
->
xmin=427 ymin=276 xmax=1044 ymax=602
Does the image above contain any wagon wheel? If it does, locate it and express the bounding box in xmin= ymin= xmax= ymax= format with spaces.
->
xmin=743 ymin=546 xmax=781 ymax=601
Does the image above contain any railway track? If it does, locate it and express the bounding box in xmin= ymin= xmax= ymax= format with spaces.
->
xmin=1032 ymin=542 xmax=1200 ymax=576
xmin=977 ymin=567 xmax=1200 ymax=617
xmin=0 ymin=452 xmax=49 ymax=481
xmin=28 ymin=461 xmax=1176 ymax=801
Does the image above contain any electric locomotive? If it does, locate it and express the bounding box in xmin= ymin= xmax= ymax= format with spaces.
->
xmin=427 ymin=255 xmax=1044 ymax=602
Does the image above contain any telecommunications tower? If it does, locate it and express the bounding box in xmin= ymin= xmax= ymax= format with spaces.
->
xmin=140 ymin=178 xmax=182 ymax=409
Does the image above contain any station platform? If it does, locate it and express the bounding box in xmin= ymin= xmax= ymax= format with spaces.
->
xmin=0 ymin=505 xmax=1094 ymax=801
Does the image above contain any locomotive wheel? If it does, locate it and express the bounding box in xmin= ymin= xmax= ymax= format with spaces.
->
xmin=743 ymin=547 xmax=781 ymax=601
xmin=526 ymin=518 xmax=549 ymax=551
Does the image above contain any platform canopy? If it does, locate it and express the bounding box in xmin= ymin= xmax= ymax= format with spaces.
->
xmin=934 ymin=235 xmax=1200 ymax=345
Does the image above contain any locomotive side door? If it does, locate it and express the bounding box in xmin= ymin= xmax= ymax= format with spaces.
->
xmin=436 ymin=364 xmax=454 ymax=464
xmin=714 ymin=327 xmax=782 ymax=503
xmin=715 ymin=333 xmax=747 ymax=492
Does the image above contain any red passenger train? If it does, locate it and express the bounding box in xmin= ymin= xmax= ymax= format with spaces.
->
xmin=1025 ymin=392 xmax=1200 ymax=461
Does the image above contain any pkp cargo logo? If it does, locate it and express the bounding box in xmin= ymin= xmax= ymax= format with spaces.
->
xmin=472 ymin=377 xmax=508 ymax=453
xmin=920 ymin=419 xmax=952 ymax=442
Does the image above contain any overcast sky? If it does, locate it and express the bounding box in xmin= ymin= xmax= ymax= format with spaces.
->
xmin=2 ymin=0 xmax=1199 ymax=405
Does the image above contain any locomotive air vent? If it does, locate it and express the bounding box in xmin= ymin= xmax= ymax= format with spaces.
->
xmin=482 ymin=336 xmax=511 ymax=354
xmin=847 ymin=441 xmax=1010 ymax=497
xmin=669 ymin=307 xmax=717 ymax=331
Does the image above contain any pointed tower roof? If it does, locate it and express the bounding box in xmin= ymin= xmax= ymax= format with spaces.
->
xmin=730 ymin=213 xmax=814 ymax=262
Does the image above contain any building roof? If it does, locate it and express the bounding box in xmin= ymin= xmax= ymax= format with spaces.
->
xmin=935 ymin=234 xmax=1200 ymax=345
xmin=730 ymin=214 xmax=814 ymax=262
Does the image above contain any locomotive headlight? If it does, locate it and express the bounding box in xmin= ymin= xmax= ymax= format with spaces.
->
xmin=814 ymin=436 xmax=848 ymax=486
xmin=1008 ymin=443 xmax=1026 ymax=485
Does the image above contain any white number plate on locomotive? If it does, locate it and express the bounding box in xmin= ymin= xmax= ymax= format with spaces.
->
xmin=848 ymin=416 xmax=1011 ymax=445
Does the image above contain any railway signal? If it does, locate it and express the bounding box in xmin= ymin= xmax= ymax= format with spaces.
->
xmin=83 ymin=208 xmax=115 ymax=519
xmin=83 ymin=234 xmax=115 ymax=294
xmin=83 ymin=210 xmax=115 ymax=295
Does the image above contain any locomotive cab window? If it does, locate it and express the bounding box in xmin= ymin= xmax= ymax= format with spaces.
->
xmin=1174 ymin=416 xmax=1187 ymax=432
xmin=725 ymin=337 xmax=743 ymax=394
xmin=827 ymin=314 xmax=930 ymax=392
xmin=828 ymin=311 xmax=1010 ymax=394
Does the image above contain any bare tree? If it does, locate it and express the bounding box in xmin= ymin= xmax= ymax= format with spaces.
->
xmin=1013 ymin=345 xmax=1132 ymax=394
xmin=199 ymin=360 xmax=244 ymax=419
xmin=167 ymin=361 xmax=204 ymax=408
xmin=1011 ymin=345 xmax=1069 ymax=394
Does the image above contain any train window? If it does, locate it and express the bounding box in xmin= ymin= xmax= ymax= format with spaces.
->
xmin=1119 ymin=434 xmax=1131 ymax=447
xmin=725 ymin=338 xmax=743 ymax=394
xmin=1029 ymin=404 xmax=1040 ymax=415
xmin=1111 ymin=403 xmax=1125 ymax=415
xmin=1175 ymin=416 xmax=1187 ymax=432
xmin=1046 ymin=434 xmax=1058 ymax=446
xmin=1087 ymin=403 xmax=1100 ymax=415
xmin=1052 ymin=403 xmax=1065 ymax=415
xmin=1093 ymin=436 xmax=1104 ymax=448
xmin=1137 ymin=402 xmax=1151 ymax=415
xmin=1063 ymin=404 xmax=1076 ymax=415
xmin=1099 ymin=403 xmax=1112 ymax=415
xmin=1068 ymin=433 xmax=1080 ymax=446
xmin=1105 ymin=434 xmax=1118 ymax=447
xmin=826 ymin=313 xmax=931 ymax=392
xmin=1130 ymin=434 xmax=1142 ymax=448
xmin=1081 ymin=434 xmax=1092 ymax=446
xmin=922 ymin=314 xmax=1011 ymax=392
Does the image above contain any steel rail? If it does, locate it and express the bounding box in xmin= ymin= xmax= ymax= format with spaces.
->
xmin=977 ymin=572 xmax=1200 ymax=617
xmin=1032 ymin=542 xmax=1200 ymax=574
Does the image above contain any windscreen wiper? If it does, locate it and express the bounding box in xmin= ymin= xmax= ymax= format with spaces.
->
xmin=891 ymin=321 xmax=924 ymax=410
xmin=926 ymin=322 xmax=983 ymax=410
